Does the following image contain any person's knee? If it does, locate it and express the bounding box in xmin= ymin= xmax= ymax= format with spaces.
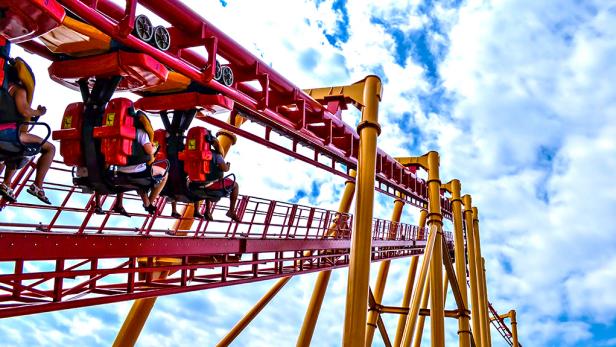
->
xmin=43 ymin=141 xmax=56 ymax=154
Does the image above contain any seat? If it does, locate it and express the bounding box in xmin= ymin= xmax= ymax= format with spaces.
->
xmin=187 ymin=174 xmax=235 ymax=203
xmin=52 ymin=102 xmax=85 ymax=167
xmin=93 ymin=98 xmax=137 ymax=166
xmin=0 ymin=0 xmax=65 ymax=43
xmin=93 ymin=98 xmax=168 ymax=192
xmin=107 ymin=166 xmax=166 ymax=192
xmin=48 ymin=51 xmax=169 ymax=92
xmin=177 ymin=126 xmax=212 ymax=182
xmin=39 ymin=16 xmax=112 ymax=57
xmin=0 ymin=122 xmax=49 ymax=163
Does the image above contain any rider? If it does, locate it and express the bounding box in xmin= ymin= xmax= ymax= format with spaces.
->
xmin=117 ymin=111 xmax=168 ymax=215
xmin=169 ymin=131 xmax=239 ymax=222
xmin=203 ymin=134 xmax=239 ymax=222
xmin=0 ymin=57 xmax=55 ymax=204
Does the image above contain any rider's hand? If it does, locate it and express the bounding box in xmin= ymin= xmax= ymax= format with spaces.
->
xmin=226 ymin=162 xmax=231 ymax=169
xmin=36 ymin=105 xmax=47 ymax=116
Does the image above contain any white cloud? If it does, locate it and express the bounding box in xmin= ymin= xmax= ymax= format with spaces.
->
xmin=5 ymin=0 xmax=616 ymax=346
xmin=435 ymin=0 xmax=616 ymax=345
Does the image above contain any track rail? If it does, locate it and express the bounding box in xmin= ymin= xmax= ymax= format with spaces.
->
xmin=0 ymin=160 xmax=452 ymax=318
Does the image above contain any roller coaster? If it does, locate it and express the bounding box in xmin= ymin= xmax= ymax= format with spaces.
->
xmin=0 ymin=1 xmax=520 ymax=346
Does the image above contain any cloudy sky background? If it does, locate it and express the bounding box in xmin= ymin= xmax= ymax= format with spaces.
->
xmin=1 ymin=0 xmax=616 ymax=346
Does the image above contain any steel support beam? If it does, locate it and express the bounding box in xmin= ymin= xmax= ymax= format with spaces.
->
xmin=473 ymin=208 xmax=490 ymax=347
xmin=398 ymin=151 xmax=445 ymax=347
xmin=217 ymin=276 xmax=291 ymax=346
xmin=442 ymin=179 xmax=472 ymax=347
xmin=394 ymin=210 xmax=427 ymax=347
xmin=365 ymin=197 xmax=405 ymax=345
xmin=296 ymin=170 xmax=357 ymax=347
xmin=463 ymin=195 xmax=482 ymax=344
xmin=342 ymin=75 xmax=382 ymax=347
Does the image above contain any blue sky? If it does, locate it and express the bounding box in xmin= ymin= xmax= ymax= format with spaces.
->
xmin=2 ymin=0 xmax=616 ymax=346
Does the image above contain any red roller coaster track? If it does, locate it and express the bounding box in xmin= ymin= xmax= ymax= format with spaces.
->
xmin=0 ymin=0 xmax=515 ymax=345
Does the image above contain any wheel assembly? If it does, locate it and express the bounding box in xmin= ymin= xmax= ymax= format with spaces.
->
xmin=221 ymin=65 xmax=233 ymax=87
xmin=214 ymin=60 xmax=222 ymax=81
xmin=132 ymin=14 xmax=153 ymax=42
xmin=149 ymin=25 xmax=171 ymax=51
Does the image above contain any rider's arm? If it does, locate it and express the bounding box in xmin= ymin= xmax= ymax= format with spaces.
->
xmin=216 ymin=154 xmax=230 ymax=172
xmin=13 ymin=87 xmax=45 ymax=119
xmin=137 ymin=129 xmax=156 ymax=156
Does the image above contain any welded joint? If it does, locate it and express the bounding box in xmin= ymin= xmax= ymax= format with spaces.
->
xmin=357 ymin=119 xmax=382 ymax=136
xmin=458 ymin=308 xmax=471 ymax=319
xmin=303 ymin=75 xmax=382 ymax=110
xmin=216 ymin=130 xmax=237 ymax=145
xmin=395 ymin=154 xmax=428 ymax=171
xmin=462 ymin=194 xmax=473 ymax=213
xmin=442 ymin=179 xmax=462 ymax=203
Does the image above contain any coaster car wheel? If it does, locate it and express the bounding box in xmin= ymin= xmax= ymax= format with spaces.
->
xmin=133 ymin=14 xmax=154 ymax=42
xmin=214 ymin=60 xmax=222 ymax=81
xmin=221 ymin=65 xmax=233 ymax=87
xmin=150 ymin=25 xmax=170 ymax=51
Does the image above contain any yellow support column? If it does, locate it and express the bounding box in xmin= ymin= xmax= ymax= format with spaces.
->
xmin=399 ymin=151 xmax=445 ymax=347
xmin=411 ymin=277 xmax=431 ymax=347
xmin=342 ymin=75 xmax=382 ymax=347
xmin=510 ymin=310 xmax=519 ymax=347
xmin=113 ymin=115 xmax=244 ymax=347
xmin=217 ymin=277 xmax=291 ymax=346
xmin=442 ymin=180 xmax=471 ymax=347
xmin=472 ymin=208 xmax=490 ymax=347
xmin=220 ymin=170 xmax=356 ymax=347
xmin=481 ymin=257 xmax=492 ymax=347
xmin=462 ymin=195 xmax=481 ymax=346
xmin=297 ymin=173 xmax=357 ymax=347
xmin=393 ymin=210 xmax=427 ymax=347
xmin=365 ymin=197 xmax=405 ymax=346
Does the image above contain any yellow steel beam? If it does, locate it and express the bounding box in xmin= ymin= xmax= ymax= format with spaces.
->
xmin=297 ymin=171 xmax=357 ymax=347
xmin=463 ymin=195 xmax=482 ymax=344
xmin=217 ymin=277 xmax=291 ymax=346
xmin=400 ymin=223 xmax=438 ymax=347
xmin=481 ymin=257 xmax=492 ymax=347
xmin=412 ymin=277 xmax=431 ymax=347
xmin=393 ymin=210 xmax=427 ymax=347
xmin=442 ymin=179 xmax=472 ymax=347
xmin=424 ymin=152 xmax=446 ymax=347
xmin=365 ymin=197 xmax=405 ymax=346
xmin=222 ymin=170 xmax=356 ymax=347
xmin=112 ymin=278 xmax=162 ymax=347
xmin=342 ymin=75 xmax=382 ymax=347
xmin=472 ymin=208 xmax=490 ymax=347
xmin=510 ymin=310 xmax=519 ymax=347
xmin=396 ymin=152 xmax=448 ymax=347
xmin=303 ymin=77 xmax=383 ymax=111
xmin=490 ymin=310 xmax=519 ymax=347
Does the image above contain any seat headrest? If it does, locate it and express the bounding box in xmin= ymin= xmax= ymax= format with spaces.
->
xmin=12 ymin=57 xmax=35 ymax=106
xmin=134 ymin=110 xmax=154 ymax=143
